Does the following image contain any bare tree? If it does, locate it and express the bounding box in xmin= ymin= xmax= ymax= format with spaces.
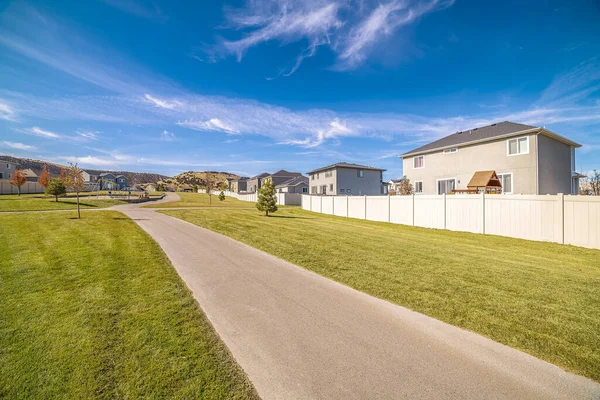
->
xmin=63 ymin=163 xmax=85 ymax=219
xmin=588 ymin=170 xmax=600 ymax=196
xmin=397 ymin=176 xmax=414 ymax=195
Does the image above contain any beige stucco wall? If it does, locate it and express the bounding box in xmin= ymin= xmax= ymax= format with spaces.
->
xmin=309 ymin=169 xmax=337 ymax=194
xmin=0 ymin=161 xmax=18 ymax=180
xmin=403 ymin=134 xmax=538 ymax=194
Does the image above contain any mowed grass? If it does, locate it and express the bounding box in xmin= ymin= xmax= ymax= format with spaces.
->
xmin=161 ymin=199 xmax=600 ymax=382
xmin=144 ymin=192 xmax=255 ymax=209
xmin=0 ymin=211 xmax=258 ymax=399
xmin=0 ymin=193 xmax=124 ymax=212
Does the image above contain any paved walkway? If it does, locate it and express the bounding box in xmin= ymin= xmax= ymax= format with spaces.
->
xmin=116 ymin=196 xmax=600 ymax=400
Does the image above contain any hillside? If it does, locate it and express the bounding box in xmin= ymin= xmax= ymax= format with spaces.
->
xmin=0 ymin=155 xmax=169 ymax=184
xmin=158 ymin=171 xmax=240 ymax=191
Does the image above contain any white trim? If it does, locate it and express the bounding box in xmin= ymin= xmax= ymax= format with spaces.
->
xmin=414 ymin=180 xmax=424 ymax=194
xmin=497 ymin=172 xmax=513 ymax=194
xmin=506 ymin=136 xmax=529 ymax=156
xmin=435 ymin=177 xmax=457 ymax=195
xmin=442 ymin=148 xmax=458 ymax=154
xmin=413 ymin=155 xmax=424 ymax=169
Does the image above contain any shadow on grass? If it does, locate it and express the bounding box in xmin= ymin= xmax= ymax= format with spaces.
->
xmin=266 ymin=215 xmax=309 ymax=219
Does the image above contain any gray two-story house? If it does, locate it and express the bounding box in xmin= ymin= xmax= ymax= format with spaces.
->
xmin=246 ymin=172 xmax=269 ymax=193
xmin=307 ymin=163 xmax=387 ymax=195
xmin=400 ymin=121 xmax=582 ymax=195
xmin=0 ymin=159 xmax=19 ymax=180
xmin=261 ymin=170 xmax=304 ymax=187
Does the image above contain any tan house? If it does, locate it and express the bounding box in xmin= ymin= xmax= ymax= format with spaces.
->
xmin=22 ymin=168 xmax=38 ymax=182
xmin=308 ymin=162 xmax=387 ymax=195
xmin=246 ymin=172 xmax=269 ymax=193
xmin=400 ymin=121 xmax=582 ymax=195
xmin=230 ymin=177 xmax=249 ymax=193
xmin=0 ymin=159 xmax=19 ymax=180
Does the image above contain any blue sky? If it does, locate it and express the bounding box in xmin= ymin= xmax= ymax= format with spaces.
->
xmin=1 ymin=0 xmax=599 ymax=179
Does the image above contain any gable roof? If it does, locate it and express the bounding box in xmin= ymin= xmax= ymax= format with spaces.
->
xmin=267 ymin=169 xmax=303 ymax=178
xmin=307 ymin=162 xmax=386 ymax=175
xmin=99 ymin=172 xmax=115 ymax=177
xmin=115 ymin=174 xmax=127 ymax=179
xmin=467 ymin=170 xmax=502 ymax=189
xmin=22 ymin=168 xmax=37 ymax=178
xmin=251 ymin=172 xmax=270 ymax=180
xmin=401 ymin=121 xmax=581 ymax=157
xmin=275 ymin=175 xmax=308 ymax=188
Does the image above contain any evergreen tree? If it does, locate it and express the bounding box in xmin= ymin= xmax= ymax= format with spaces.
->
xmin=256 ymin=179 xmax=278 ymax=216
xmin=46 ymin=178 xmax=67 ymax=202
xmin=219 ymin=191 xmax=225 ymax=201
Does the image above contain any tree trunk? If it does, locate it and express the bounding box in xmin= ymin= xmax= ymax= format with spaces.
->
xmin=76 ymin=192 xmax=81 ymax=219
xmin=55 ymin=195 xmax=58 ymax=202
xmin=17 ymin=187 xmax=20 ymax=196
xmin=266 ymin=210 xmax=269 ymax=217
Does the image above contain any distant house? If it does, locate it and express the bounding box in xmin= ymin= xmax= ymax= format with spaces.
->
xmin=307 ymin=162 xmax=387 ymax=195
xmin=400 ymin=121 xmax=582 ymax=195
xmin=261 ymin=170 xmax=304 ymax=187
xmin=246 ymin=172 xmax=270 ymax=193
xmin=275 ymin=175 xmax=309 ymax=193
xmin=98 ymin=173 xmax=117 ymax=190
xmin=115 ymin=175 xmax=128 ymax=190
xmin=0 ymin=159 xmax=19 ymax=180
xmin=22 ymin=169 xmax=38 ymax=182
xmin=388 ymin=179 xmax=403 ymax=194
xmin=230 ymin=177 xmax=249 ymax=193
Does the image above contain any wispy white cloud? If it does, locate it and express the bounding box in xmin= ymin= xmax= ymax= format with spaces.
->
xmin=144 ymin=94 xmax=182 ymax=109
xmin=213 ymin=0 xmax=453 ymax=75
xmin=177 ymin=118 xmax=239 ymax=134
xmin=76 ymin=130 xmax=100 ymax=141
xmin=160 ymin=129 xmax=176 ymax=141
xmin=28 ymin=126 xmax=61 ymax=139
xmin=2 ymin=141 xmax=37 ymax=151
xmin=538 ymin=58 xmax=600 ymax=106
xmin=0 ymin=99 xmax=17 ymax=121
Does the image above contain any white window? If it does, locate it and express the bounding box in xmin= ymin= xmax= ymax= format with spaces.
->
xmin=507 ymin=136 xmax=529 ymax=156
xmin=322 ymin=185 xmax=327 ymax=194
xmin=6 ymin=164 xmax=10 ymax=169
xmin=413 ymin=156 xmax=424 ymax=169
xmin=340 ymin=188 xmax=345 ymax=193
xmin=347 ymin=188 xmax=351 ymax=194
xmin=357 ymin=169 xmax=364 ymax=178
xmin=436 ymin=178 xmax=456 ymax=195
xmin=497 ymin=173 xmax=513 ymax=194
xmin=414 ymin=181 xmax=423 ymax=194
xmin=443 ymin=148 xmax=457 ymax=154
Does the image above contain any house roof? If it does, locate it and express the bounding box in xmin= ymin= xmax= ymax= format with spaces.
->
xmin=275 ymin=175 xmax=308 ymax=188
xmin=0 ymin=159 xmax=19 ymax=165
xmin=389 ymin=179 xmax=403 ymax=183
xmin=400 ymin=121 xmax=582 ymax=157
xmin=307 ymin=162 xmax=386 ymax=175
xmin=250 ymin=172 xmax=270 ymax=180
xmin=467 ymin=170 xmax=502 ymax=189
xmin=266 ymin=170 xmax=303 ymax=178
xmin=232 ymin=177 xmax=249 ymax=182
xmin=115 ymin=174 xmax=126 ymax=178
xmin=99 ymin=172 xmax=115 ymax=177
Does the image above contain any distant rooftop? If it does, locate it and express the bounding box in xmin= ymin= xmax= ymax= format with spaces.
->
xmin=307 ymin=162 xmax=386 ymax=175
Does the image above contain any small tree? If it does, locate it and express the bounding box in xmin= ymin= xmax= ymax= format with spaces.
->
xmin=63 ymin=163 xmax=85 ymax=219
xmin=397 ymin=176 xmax=414 ymax=195
xmin=218 ymin=191 xmax=226 ymax=201
xmin=589 ymin=170 xmax=600 ymax=196
xmin=9 ymin=169 xmax=27 ymax=196
xmin=256 ymin=179 xmax=277 ymax=216
xmin=46 ymin=178 xmax=67 ymax=202
xmin=38 ymin=164 xmax=50 ymax=188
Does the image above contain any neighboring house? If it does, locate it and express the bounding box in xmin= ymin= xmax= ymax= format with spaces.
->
xmin=261 ymin=170 xmax=304 ymax=187
xmin=307 ymin=162 xmax=387 ymax=195
xmin=98 ymin=173 xmax=117 ymax=190
xmin=230 ymin=177 xmax=249 ymax=193
xmin=275 ymin=175 xmax=309 ymax=193
xmin=246 ymin=172 xmax=270 ymax=193
xmin=81 ymin=170 xmax=98 ymax=184
xmin=115 ymin=174 xmax=128 ymax=190
xmin=0 ymin=159 xmax=19 ymax=180
xmin=22 ymin=169 xmax=38 ymax=182
xmin=388 ymin=179 xmax=403 ymax=193
xmin=145 ymin=183 xmax=157 ymax=192
xmin=400 ymin=121 xmax=582 ymax=195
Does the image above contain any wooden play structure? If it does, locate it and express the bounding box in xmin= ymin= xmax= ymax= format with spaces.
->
xmin=452 ymin=170 xmax=503 ymax=194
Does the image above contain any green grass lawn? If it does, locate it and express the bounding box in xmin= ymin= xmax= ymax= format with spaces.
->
xmin=144 ymin=192 xmax=255 ymax=209
xmin=0 ymin=194 xmax=124 ymax=212
xmin=0 ymin=211 xmax=258 ymax=399
xmin=160 ymin=199 xmax=600 ymax=382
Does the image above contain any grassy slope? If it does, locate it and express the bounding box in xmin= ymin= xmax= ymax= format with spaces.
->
xmin=0 ymin=211 xmax=258 ymax=399
xmin=160 ymin=198 xmax=600 ymax=382
xmin=0 ymin=194 xmax=124 ymax=212
xmin=144 ymin=192 xmax=255 ymax=209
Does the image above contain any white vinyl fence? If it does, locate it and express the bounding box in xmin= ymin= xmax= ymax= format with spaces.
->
xmin=301 ymin=193 xmax=600 ymax=250
xmin=0 ymin=180 xmax=45 ymax=195
xmin=212 ymin=190 xmax=303 ymax=206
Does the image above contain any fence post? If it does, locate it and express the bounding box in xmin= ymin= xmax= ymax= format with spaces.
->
xmin=559 ymin=193 xmax=564 ymax=244
xmin=320 ymin=196 xmax=323 ymax=214
xmin=346 ymin=195 xmax=349 ymax=218
xmin=481 ymin=192 xmax=486 ymax=234
xmin=411 ymin=194 xmax=415 ymax=226
xmin=442 ymin=193 xmax=447 ymax=230
xmin=364 ymin=195 xmax=367 ymax=219
xmin=332 ymin=196 xmax=335 ymax=216
xmin=387 ymin=194 xmax=391 ymax=223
